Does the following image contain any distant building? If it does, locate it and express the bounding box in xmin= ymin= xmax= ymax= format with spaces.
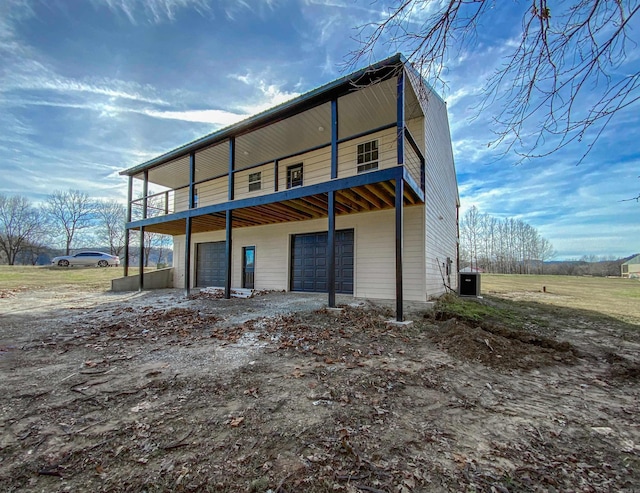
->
xmin=621 ymin=254 xmax=640 ymax=278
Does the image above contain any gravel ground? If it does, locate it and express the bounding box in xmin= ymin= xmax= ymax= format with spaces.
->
xmin=1 ymin=287 xmax=639 ymax=492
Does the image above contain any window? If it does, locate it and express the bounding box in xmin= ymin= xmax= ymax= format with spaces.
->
xmin=193 ymin=188 xmax=198 ymax=208
xmin=249 ymin=172 xmax=262 ymax=192
xmin=287 ymin=164 xmax=303 ymax=189
xmin=623 ymin=265 xmax=629 ymax=273
xmin=357 ymin=140 xmax=379 ymax=173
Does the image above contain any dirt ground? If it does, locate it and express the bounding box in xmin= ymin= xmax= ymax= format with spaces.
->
xmin=1 ymin=286 xmax=639 ymax=492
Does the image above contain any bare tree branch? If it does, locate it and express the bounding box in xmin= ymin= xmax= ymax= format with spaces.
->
xmin=0 ymin=194 xmax=47 ymax=265
xmin=348 ymin=0 xmax=640 ymax=164
xmin=95 ymin=200 xmax=126 ymax=256
xmin=46 ymin=190 xmax=97 ymax=255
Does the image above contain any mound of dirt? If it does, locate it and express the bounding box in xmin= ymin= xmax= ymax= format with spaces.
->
xmin=428 ymin=318 xmax=579 ymax=370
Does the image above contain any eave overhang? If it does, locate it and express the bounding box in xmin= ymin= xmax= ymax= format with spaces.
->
xmin=120 ymin=54 xmax=411 ymax=178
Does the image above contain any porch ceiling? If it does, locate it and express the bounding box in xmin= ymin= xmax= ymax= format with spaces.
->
xmin=137 ymin=179 xmax=422 ymax=235
xmin=133 ymin=76 xmax=424 ymax=191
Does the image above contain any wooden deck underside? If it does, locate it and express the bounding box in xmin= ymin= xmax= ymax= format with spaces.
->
xmin=137 ymin=179 xmax=421 ymax=235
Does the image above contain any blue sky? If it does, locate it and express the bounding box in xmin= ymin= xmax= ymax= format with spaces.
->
xmin=1 ymin=0 xmax=638 ymax=259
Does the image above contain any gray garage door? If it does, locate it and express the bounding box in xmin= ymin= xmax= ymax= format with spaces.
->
xmin=290 ymin=229 xmax=354 ymax=294
xmin=196 ymin=241 xmax=226 ymax=287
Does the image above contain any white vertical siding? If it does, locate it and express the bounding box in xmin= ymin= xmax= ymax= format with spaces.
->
xmin=410 ymin=74 xmax=459 ymax=297
xmin=279 ymin=146 xmax=331 ymax=189
xmin=174 ymin=188 xmax=188 ymax=212
xmin=406 ymin=117 xmax=425 ymax=151
xmin=234 ymin=163 xmax=275 ymax=200
xmin=172 ymin=206 xmax=426 ymax=301
xmin=198 ymin=177 xmax=228 ymax=207
xmin=337 ymin=128 xmax=398 ymax=179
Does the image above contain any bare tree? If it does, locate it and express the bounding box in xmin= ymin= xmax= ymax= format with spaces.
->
xmin=46 ymin=190 xmax=96 ymax=255
xmin=17 ymin=241 xmax=51 ymax=265
xmin=0 ymin=194 xmax=47 ymax=265
xmin=350 ymin=1 xmax=640 ymax=162
xmin=95 ymin=200 xmax=126 ymax=257
xmin=460 ymin=206 xmax=481 ymax=270
xmin=460 ymin=206 xmax=555 ymax=273
xmin=537 ymin=237 xmax=557 ymax=273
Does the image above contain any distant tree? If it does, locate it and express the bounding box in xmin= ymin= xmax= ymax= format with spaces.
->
xmin=460 ymin=206 xmax=481 ymax=270
xmin=138 ymin=191 xmax=173 ymax=268
xmin=536 ymin=237 xmax=556 ymax=273
xmin=0 ymin=194 xmax=47 ymax=265
xmin=350 ymin=1 xmax=640 ymax=163
xmin=46 ymin=190 xmax=97 ymax=255
xmin=16 ymin=241 xmax=51 ymax=265
xmin=460 ymin=206 xmax=555 ymax=274
xmin=95 ymin=200 xmax=126 ymax=257
xmin=154 ymin=234 xmax=173 ymax=267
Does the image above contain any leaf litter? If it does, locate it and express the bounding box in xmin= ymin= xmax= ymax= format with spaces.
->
xmin=0 ymin=288 xmax=638 ymax=492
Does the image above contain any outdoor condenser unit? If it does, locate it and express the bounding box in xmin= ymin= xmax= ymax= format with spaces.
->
xmin=459 ymin=272 xmax=480 ymax=297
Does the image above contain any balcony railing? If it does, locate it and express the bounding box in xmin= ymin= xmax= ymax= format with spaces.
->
xmin=129 ymin=126 xmax=426 ymax=221
xmin=131 ymin=190 xmax=175 ymax=221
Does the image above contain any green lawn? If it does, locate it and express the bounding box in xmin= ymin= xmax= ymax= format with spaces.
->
xmin=481 ymin=273 xmax=640 ymax=325
xmin=0 ymin=265 xmax=139 ymax=291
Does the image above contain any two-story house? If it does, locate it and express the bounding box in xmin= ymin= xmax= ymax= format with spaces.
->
xmin=119 ymin=54 xmax=459 ymax=321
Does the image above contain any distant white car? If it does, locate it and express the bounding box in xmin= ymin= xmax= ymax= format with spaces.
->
xmin=51 ymin=251 xmax=120 ymax=267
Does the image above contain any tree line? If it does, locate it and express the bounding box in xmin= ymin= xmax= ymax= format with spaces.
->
xmin=0 ymin=190 xmax=171 ymax=267
xmin=460 ymin=206 xmax=556 ymax=274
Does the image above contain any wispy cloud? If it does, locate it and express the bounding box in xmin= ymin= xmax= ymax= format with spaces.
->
xmin=93 ymin=0 xmax=212 ymax=24
xmin=143 ymin=108 xmax=247 ymax=125
xmin=229 ymin=71 xmax=301 ymax=114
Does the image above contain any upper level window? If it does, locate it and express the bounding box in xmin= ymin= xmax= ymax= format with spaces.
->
xmin=249 ymin=172 xmax=262 ymax=192
xmin=287 ymin=164 xmax=303 ymax=189
xmin=193 ymin=188 xmax=198 ymax=208
xmin=357 ymin=140 xmax=379 ymax=173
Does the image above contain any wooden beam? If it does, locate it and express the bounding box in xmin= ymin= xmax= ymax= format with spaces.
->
xmin=238 ymin=207 xmax=286 ymax=223
xmin=280 ymin=200 xmax=322 ymax=218
xmin=352 ymin=186 xmax=383 ymax=209
xmin=290 ymin=198 xmax=326 ymax=216
xmin=403 ymin=187 xmax=417 ymax=205
xmin=303 ymin=194 xmax=328 ymax=210
xmin=340 ymin=188 xmax=373 ymax=211
xmin=266 ymin=202 xmax=312 ymax=220
xmin=367 ymin=183 xmax=395 ymax=208
xmin=379 ymin=180 xmax=395 ymax=196
xmin=334 ymin=191 xmax=362 ymax=213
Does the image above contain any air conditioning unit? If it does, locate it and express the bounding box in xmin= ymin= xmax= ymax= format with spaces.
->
xmin=459 ymin=272 xmax=480 ymax=297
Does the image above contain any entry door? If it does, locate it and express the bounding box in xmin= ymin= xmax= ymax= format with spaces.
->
xmin=243 ymin=246 xmax=255 ymax=289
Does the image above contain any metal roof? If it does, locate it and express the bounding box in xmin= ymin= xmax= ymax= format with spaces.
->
xmin=121 ymin=53 xmax=412 ymax=177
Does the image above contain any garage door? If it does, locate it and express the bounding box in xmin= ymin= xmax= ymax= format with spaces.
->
xmin=196 ymin=241 xmax=226 ymax=287
xmin=290 ymin=229 xmax=354 ymax=294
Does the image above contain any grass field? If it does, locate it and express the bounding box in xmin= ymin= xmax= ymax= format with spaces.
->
xmin=482 ymin=273 xmax=640 ymax=325
xmin=1 ymin=267 xmax=638 ymax=325
xmin=0 ymin=265 xmax=139 ymax=291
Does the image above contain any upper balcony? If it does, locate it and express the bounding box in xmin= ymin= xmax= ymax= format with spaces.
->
xmin=124 ymin=56 xmax=431 ymax=234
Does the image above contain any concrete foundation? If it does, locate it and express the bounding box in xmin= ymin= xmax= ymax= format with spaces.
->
xmin=111 ymin=267 xmax=174 ymax=292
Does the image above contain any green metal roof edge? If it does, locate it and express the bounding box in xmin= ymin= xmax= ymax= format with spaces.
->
xmin=121 ymin=53 xmax=407 ymax=176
